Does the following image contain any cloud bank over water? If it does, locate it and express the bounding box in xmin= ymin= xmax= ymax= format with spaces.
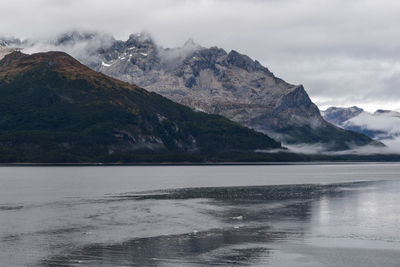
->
xmin=285 ymin=143 xmax=400 ymax=155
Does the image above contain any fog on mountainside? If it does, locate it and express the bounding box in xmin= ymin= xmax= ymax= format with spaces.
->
xmin=322 ymin=106 xmax=400 ymax=153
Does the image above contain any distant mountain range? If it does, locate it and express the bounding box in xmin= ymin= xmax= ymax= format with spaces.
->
xmin=322 ymin=107 xmax=400 ymax=146
xmin=0 ymin=51 xmax=287 ymax=163
xmin=0 ymin=31 xmax=379 ymax=151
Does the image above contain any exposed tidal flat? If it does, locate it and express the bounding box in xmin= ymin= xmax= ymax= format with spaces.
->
xmin=0 ymin=164 xmax=399 ymax=266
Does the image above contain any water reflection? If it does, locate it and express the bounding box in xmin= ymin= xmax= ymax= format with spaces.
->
xmin=32 ymin=181 xmax=400 ymax=266
xmin=1 ymin=175 xmax=400 ymax=266
xmin=42 ymin=227 xmax=278 ymax=266
xmin=310 ymin=181 xmax=400 ymax=245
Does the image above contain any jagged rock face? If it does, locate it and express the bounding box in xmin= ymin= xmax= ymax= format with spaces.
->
xmin=93 ymin=34 xmax=328 ymax=141
xmin=321 ymin=106 xmax=364 ymax=126
xmin=1 ymin=32 xmax=379 ymax=150
xmin=92 ymin=34 xmax=372 ymax=149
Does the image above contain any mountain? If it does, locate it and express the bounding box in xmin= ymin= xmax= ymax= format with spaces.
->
xmin=321 ymin=106 xmax=364 ymax=126
xmin=322 ymin=106 xmax=400 ymax=142
xmin=2 ymin=32 xmax=379 ymax=151
xmin=0 ymin=51 xmax=284 ymax=163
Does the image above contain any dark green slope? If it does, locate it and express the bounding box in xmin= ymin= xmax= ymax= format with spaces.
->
xmin=0 ymin=51 xmax=281 ymax=163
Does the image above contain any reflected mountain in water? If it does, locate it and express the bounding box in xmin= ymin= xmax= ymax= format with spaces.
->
xmin=32 ymin=180 xmax=400 ymax=267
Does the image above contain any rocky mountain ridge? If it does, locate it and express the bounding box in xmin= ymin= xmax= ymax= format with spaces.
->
xmin=1 ymin=32 xmax=380 ymax=151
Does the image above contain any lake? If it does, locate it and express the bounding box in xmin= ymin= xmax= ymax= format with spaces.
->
xmin=0 ymin=164 xmax=399 ymax=266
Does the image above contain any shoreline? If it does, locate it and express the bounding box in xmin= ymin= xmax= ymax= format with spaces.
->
xmin=0 ymin=161 xmax=399 ymax=167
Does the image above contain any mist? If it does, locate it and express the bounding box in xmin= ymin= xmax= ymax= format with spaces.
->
xmin=285 ymin=142 xmax=400 ymax=155
xmin=10 ymin=32 xmax=115 ymax=68
xmin=344 ymin=112 xmax=400 ymax=138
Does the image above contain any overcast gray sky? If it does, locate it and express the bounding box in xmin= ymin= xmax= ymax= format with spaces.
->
xmin=1 ymin=0 xmax=400 ymax=111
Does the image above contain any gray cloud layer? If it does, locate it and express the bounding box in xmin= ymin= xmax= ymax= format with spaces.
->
xmin=1 ymin=0 xmax=400 ymax=111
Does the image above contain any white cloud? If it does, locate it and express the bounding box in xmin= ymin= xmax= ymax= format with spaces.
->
xmin=337 ymin=110 xmax=400 ymax=153
xmin=345 ymin=112 xmax=400 ymax=135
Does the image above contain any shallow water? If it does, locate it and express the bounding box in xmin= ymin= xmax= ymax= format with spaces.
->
xmin=0 ymin=164 xmax=399 ymax=266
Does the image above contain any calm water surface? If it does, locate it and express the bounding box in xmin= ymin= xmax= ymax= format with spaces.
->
xmin=0 ymin=164 xmax=399 ymax=266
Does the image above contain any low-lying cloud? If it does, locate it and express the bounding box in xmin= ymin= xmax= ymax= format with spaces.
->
xmin=344 ymin=112 xmax=400 ymax=138
xmin=285 ymin=142 xmax=400 ymax=155
xmin=18 ymin=32 xmax=115 ymax=68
